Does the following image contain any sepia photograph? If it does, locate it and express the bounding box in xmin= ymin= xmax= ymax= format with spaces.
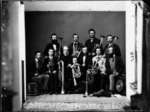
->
xmin=1 ymin=0 xmax=150 ymax=112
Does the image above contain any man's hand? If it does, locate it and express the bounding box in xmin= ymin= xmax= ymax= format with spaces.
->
xmin=34 ymin=73 xmax=38 ymax=76
xmin=92 ymin=52 xmax=95 ymax=56
xmin=113 ymin=71 xmax=119 ymax=76
xmin=68 ymin=64 xmax=72 ymax=68
xmin=82 ymin=64 xmax=85 ymax=67
xmin=53 ymin=70 xmax=57 ymax=74
xmin=47 ymin=64 xmax=50 ymax=68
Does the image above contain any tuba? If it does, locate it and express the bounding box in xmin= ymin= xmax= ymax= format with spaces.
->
xmin=71 ymin=63 xmax=81 ymax=86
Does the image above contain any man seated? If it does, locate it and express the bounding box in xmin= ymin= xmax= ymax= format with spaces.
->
xmin=92 ymin=47 xmax=108 ymax=92
xmin=68 ymin=57 xmax=82 ymax=93
xmin=105 ymin=46 xmax=125 ymax=95
xmin=59 ymin=46 xmax=72 ymax=93
xmin=43 ymin=49 xmax=59 ymax=94
xmin=78 ymin=46 xmax=92 ymax=82
xmin=30 ymin=51 xmax=49 ymax=94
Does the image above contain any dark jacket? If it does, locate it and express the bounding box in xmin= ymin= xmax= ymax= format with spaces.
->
xmin=44 ymin=40 xmax=60 ymax=56
xmin=60 ymin=54 xmax=72 ymax=68
xmin=29 ymin=58 xmax=44 ymax=81
xmin=105 ymin=54 xmax=125 ymax=75
xmin=60 ymin=54 xmax=72 ymax=79
xmin=69 ymin=42 xmax=82 ymax=56
xmin=85 ymin=38 xmax=103 ymax=55
xmin=104 ymin=43 xmax=121 ymax=57
xmin=43 ymin=56 xmax=58 ymax=74
xmin=78 ymin=52 xmax=92 ymax=69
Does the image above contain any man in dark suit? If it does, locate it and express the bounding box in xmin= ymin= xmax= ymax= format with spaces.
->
xmin=78 ymin=46 xmax=92 ymax=81
xmin=43 ymin=49 xmax=59 ymax=94
xmin=59 ymin=46 xmax=73 ymax=93
xmin=104 ymin=35 xmax=121 ymax=57
xmin=77 ymin=46 xmax=92 ymax=93
xmin=30 ymin=51 xmax=49 ymax=94
xmin=85 ymin=29 xmax=103 ymax=57
xmin=105 ymin=46 xmax=125 ymax=95
xmin=44 ymin=33 xmax=60 ymax=58
xmin=69 ymin=33 xmax=82 ymax=57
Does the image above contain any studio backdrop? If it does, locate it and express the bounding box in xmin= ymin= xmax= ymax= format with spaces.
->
xmin=25 ymin=11 xmax=125 ymax=81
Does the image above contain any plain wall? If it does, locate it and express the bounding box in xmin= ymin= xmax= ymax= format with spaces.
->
xmin=8 ymin=2 xmax=23 ymax=111
xmin=25 ymin=11 xmax=125 ymax=80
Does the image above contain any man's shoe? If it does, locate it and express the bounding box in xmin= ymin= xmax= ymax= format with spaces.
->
xmin=93 ymin=89 xmax=104 ymax=97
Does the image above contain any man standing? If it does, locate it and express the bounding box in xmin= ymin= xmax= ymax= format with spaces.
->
xmin=85 ymin=29 xmax=102 ymax=57
xmin=44 ymin=33 xmax=60 ymax=58
xmin=69 ymin=33 xmax=82 ymax=57
xmin=104 ymin=35 xmax=121 ymax=57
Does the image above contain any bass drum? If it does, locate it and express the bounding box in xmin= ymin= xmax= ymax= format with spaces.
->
xmin=115 ymin=75 xmax=126 ymax=95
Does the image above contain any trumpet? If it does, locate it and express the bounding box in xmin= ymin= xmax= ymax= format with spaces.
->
xmin=71 ymin=63 xmax=81 ymax=86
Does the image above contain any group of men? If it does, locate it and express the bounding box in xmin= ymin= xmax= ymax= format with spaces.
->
xmin=29 ymin=28 xmax=125 ymax=96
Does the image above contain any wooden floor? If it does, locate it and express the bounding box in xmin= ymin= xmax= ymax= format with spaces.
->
xmin=23 ymin=94 xmax=130 ymax=111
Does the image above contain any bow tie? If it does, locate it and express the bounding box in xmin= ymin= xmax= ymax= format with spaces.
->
xmin=74 ymin=42 xmax=78 ymax=45
xmin=97 ymin=56 xmax=101 ymax=61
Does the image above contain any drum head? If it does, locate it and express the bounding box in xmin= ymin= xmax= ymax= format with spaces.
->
xmin=115 ymin=79 xmax=124 ymax=93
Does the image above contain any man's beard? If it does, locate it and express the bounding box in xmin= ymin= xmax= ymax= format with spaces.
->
xmin=90 ymin=35 xmax=95 ymax=38
xmin=74 ymin=40 xmax=78 ymax=43
xmin=52 ymin=40 xmax=57 ymax=44
xmin=106 ymin=53 xmax=114 ymax=58
xmin=108 ymin=53 xmax=114 ymax=58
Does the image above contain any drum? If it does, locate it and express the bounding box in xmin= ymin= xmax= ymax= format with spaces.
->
xmin=115 ymin=75 xmax=125 ymax=94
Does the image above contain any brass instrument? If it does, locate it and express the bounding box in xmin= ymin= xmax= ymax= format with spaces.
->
xmin=71 ymin=63 xmax=81 ymax=86
xmin=113 ymin=54 xmax=117 ymax=74
xmin=90 ymin=57 xmax=101 ymax=75
xmin=99 ymin=35 xmax=105 ymax=47
xmin=47 ymin=58 xmax=55 ymax=74
xmin=72 ymin=43 xmax=81 ymax=57
xmin=92 ymin=55 xmax=106 ymax=74
xmin=98 ymin=56 xmax=106 ymax=74
xmin=47 ymin=61 xmax=52 ymax=74
xmin=58 ymin=60 xmax=65 ymax=94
